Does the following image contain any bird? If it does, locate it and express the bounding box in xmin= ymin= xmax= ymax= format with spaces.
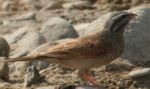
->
xmin=1 ymin=12 xmax=137 ymax=86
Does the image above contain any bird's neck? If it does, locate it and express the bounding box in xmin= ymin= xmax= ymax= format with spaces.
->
xmin=98 ymin=29 xmax=124 ymax=41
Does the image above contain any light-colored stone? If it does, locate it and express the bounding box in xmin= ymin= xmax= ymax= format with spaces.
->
xmin=20 ymin=0 xmax=41 ymax=10
xmin=9 ymin=61 xmax=29 ymax=78
xmin=24 ymin=65 xmax=41 ymax=87
xmin=36 ymin=86 xmax=55 ymax=89
xmin=74 ymin=23 xmax=90 ymax=36
xmin=63 ymin=1 xmax=93 ymax=9
xmin=128 ymin=68 xmax=150 ymax=78
xmin=17 ymin=29 xmax=46 ymax=52
xmin=11 ymin=50 xmax=29 ymax=58
xmin=11 ymin=12 xmax=36 ymax=21
xmin=41 ymin=1 xmax=62 ymax=10
xmin=41 ymin=17 xmax=79 ymax=41
xmin=6 ymin=25 xmax=32 ymax=44
xmin=1 ymin=0 xmax=17 ymax=11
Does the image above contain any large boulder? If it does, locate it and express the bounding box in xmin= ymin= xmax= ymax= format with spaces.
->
xmin=122 ymin=6 xmax=150 ymax=64
xmin=40 ymin=17 xmax=79 ymax=41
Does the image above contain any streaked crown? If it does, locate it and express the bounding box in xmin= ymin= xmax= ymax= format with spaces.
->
xmin=105 ymin=12 xmax=137 ymax=32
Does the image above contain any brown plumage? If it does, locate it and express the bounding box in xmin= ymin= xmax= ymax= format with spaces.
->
xmin=2 ymin=12 xmax=137 ymax=86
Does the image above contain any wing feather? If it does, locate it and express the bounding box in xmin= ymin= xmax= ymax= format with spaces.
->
xmin=43 ymin=39 xmax=109 ymax=59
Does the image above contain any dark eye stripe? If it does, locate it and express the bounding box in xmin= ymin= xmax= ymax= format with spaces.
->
xmin=106 ymin=12 xmax=128 ymax=31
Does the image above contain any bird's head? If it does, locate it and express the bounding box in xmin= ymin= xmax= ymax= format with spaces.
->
xmin=105 ymin=12 xmax=137 ymax=33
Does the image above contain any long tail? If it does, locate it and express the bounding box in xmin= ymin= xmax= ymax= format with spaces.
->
xmin=1 ymin=54 xmax=57 ymax=63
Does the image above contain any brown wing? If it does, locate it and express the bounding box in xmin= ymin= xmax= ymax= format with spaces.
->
xmin=42 ymin=39 xmax=110 ymax=59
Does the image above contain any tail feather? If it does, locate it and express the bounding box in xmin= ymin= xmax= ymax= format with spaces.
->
xmin=1 ymin=54 xmax=54 ymax=63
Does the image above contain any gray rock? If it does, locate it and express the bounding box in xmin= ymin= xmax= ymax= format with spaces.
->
xmin=11 ymin=50 xmax=30 ymax=58
xmin=0 ymin=57 xmax=9 ymax=81
xmin=6 ymin=25 xmax=32 ymax=44
xmin=39 ymin=0 xmax=63 ymax=7
xmin=117 ymin=80 xmax=126 ymax=89
xmin=11 ymin=12 xmax=36 ymax=21
xmin=128 ymin=68 xmax=150 ymax=78
xmin=74 ymin=23 xmax=90 ymax=36
xmin=17 ymin=29 xmax=46 ymax=52
xmin=41 ymin=17 xmax=79 ymax=41
xmin=1 ymin=0 xmax=16 ymax=11
xmin=41 ymin=1 xmax=62 ymax=10
xmin=36 ymin=86 xmax=55 ymax=89
xmin=20 ymin=0 xmax=41 ymax=10
xmin=9 ymin=62 xmax=29 ymax=78
xmin=62 ymin=1 xmax=94 ymax=9
xmin=0 ymin=36 xmax=10 ymax=58
xmin=24 ymin=65 xmax=41 ymax=87
xmin=122 ymin=6 xmax=150 ymax=64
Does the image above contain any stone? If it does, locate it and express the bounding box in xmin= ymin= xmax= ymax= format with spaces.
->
xmin=36 ymin=86 xmax=55 ymax=89
xmin=122 ymin=6 xmax=150 ymax=64
xmin=0 ymin=57 xmax=9 ymax=81
xmin=11 ymin=50 xmax=29 ymax=58
xmin=41 ymin=17 xmax=79 ymax=41
xmin=6 ymin=25 xmax=32 ymax=44
xmin=9 ymin=61 xmax=29 ymax=78
xmin=62 ymin=1 xmax=94 ymax=9
xmin=11 ymin=12 xmax=36 ymax=21
xmin=17 ymin=29 xmax=46 ymax=52
xmin=41 ymin=1 xmax=62 ymax=10
xmin=35 ymin=86 xmax=55 ymax=89
xmin=24 ymin=65 xmax=41 ymax=87
xmin=74 ymin=23 xmax=90 ymax=36
xmin=20 ymin=0 xmax=41 ymax=10
xmin=117 ymin=80 xmax=126 ymax=89
xmin=0 ymin=36 xmax=10 ymax=58
xmin=128 ymin=68 xmax=150 ymax=78
xmin=1 ymin=0 xmax=17 ymax=11
xmin=39 ymin=0 xmax=63 ymax=7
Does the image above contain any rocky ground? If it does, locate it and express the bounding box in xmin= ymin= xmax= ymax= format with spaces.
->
xmin=0 ymin=0 xmax=150 ymax=89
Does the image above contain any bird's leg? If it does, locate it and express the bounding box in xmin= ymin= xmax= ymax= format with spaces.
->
xmin=78 ymin=69 xmax=97 ymax=86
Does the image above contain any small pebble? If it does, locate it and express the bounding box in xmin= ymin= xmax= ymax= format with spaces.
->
xmin=128 ymin=68 xmax=150 ymax=78
xmin=117 ymin=80 xmax=126 ymax=89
